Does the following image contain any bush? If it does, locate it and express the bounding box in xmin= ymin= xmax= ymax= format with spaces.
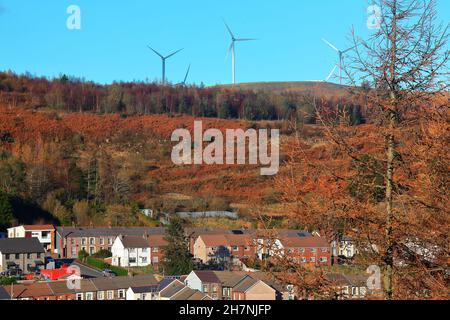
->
xmin=78 ymin=249 xmax=89 ymax=262
xmin=0 ymin=276 xmax=17 ymax=285
xmin=92 ymin=249 xmax=112 ymax=259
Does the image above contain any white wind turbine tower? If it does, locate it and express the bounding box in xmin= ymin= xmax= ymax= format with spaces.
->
xmin=147 ymin=46 xmax=183 ymax=85
xmin=322 ymin=38 xmax=355 ymax=85
xmin=223 ymin=19 xmax=257 ymax=84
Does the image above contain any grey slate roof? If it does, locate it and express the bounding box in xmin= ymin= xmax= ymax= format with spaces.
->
xmin=0 ymin=238 xmax=45 ymax=254
xmin=232 ymin=277 xmax=259 ymax=292
xmin=0 ymin=287 xmax=10 ymax=300
xmin=121 ymin=236 xmax=150 ymax=248
xmin=129 ymin=285 xmax=158 ymax=293
xmin=56 ymin=227 xmax=165 ymax=238
xmin=159 ymin=280 xmax=186 ymax=298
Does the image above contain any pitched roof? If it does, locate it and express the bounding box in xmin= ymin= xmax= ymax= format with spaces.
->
xmin=213 ymin=271 xmax=248 ymax=287
xmin=91 ymin=274 xmax=158 ymax=291
xmin=198 ymin=235 xmax=229 ymax=247
xmin=148 ymin=234 xmax=168 ymax=247
xmin=120 ymin=235 xmax=150 ymax=248
xmin=198 ymin=234 xmax=253 ymax=247
xmin=232 ymin=277 xmax=259 ymax=292
xmin=159 ymin=279 xmax=186 ymax=298
xmin=0 ymin=287 xmax=10 ymax=300
xmin=56 ymin=226 xmax=165 ymax=238
xmin=280 ymin=236 xmax=329 ymax=248
xmin=23 ymin=225 xmax=55 ymax=231
xmin=47 ymin=280 xmax=76 ymax=295
xmin=0 ymin=238 xmax=45 ymax=254
xmin=129 ymin=285 xmax=158 ymax=293
xmin=192 ymin=270 xmax=221 ymax=283
xmin=5 ymin=282 xmax=53 ymax=299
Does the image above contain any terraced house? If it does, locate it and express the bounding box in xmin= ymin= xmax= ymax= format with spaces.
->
xmin=55 ymin=226 xmax=165 ymax=258
xmin=0 ymin=238 xmax=45 ymax=273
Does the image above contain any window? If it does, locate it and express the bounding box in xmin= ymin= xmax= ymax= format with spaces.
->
xmin=27 ymin=253 xmax=32 ymax=259
xmin=310 ymin=257 xmax=316 ymax=262
xmin=142 ymin=248 xmax=148 ymax=252
xmin=351 ymin=287 xmax=358 ymax=296
xmin=141 ymin=257 xmax=147 ymax=263
xmin=152 ymin=247 xmax=158 ymax=253
xmin=15 ymin=254 xmax=20 ymax=259
xmin=320 ymin=257 xmax=328 ymax=263
xmin=212 ymin=285 xmax=218 ymax=293
xmin=107 ymin=290 xmax=114 ymax=300
xmin=5 ymin=254 xmax=9 ymax=260
xmin=99 ymin=238 xmax=105 ymax=245
xmin=321 ymin=248 xmax=328 ymax=252
xmin=288 ymin=248 xmax=294 ymax=254
xmin=301 ymin=257 xmax=306 ymax=263
xmin=81 ymin=238 xmax=87 ymax=245
xmin=118 ymin=290 xmax=125 ymax=299
xmin=97 ymin=291 xmax=104 ymax=300
xmin=42 ymin=231 xmax=50 ymax=238
xmin=141 ymin=293 xmax=147 ymax=300
xmin=37 ymin=253 xmax=42 ymax=258
xmin=232 ymin=246 xmax=239 ymax=251
xmin=299 ymin=248 xmax=305 ymax=253
xmin=129 ymin=257 xmax=136 ymax=264
xmin=244 ymin=246 xmax=250 ymax=251
xmin=108 ymin=238 xmax=113 ymax=245
xmin=89 ymin=247 xmax=95 ymax=255
xmin=71 ymin=239 xmax=75 ymax=245
xmin=152 ymin=257 xmax=159 ymax=264
xmin=203 ymin=285 xmax=208 ymax=293
xmin=85 ymin=292 xmax=94 ymax=300
xmin=76 ymin=293 xmax=83 ymax=300
xmin=310 ymin=248 xmax=317 ymax=253
xmin=71 ymin=247 xmax=77 ymax=256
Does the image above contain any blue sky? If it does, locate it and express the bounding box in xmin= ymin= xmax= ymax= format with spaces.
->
xmin=0 ymin=0 xmax=448 ymax=85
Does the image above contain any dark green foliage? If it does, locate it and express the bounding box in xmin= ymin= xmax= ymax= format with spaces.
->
xmin=78 ymin=249 xmax=89 ymax=262
xmin=0 ymin=151 xmax=26 ymax=195
xmin=0 ymin=192 xmax=13 ymax=231
xmin=161 ymin=217 xmax=193 ymax=275
xmin=0 ymin=276 xmax=17 ymax=285
xmin=92 ymin=249 xmax=112 ymax=259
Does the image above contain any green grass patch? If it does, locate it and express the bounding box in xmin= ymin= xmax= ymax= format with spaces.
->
xmin=85 ymin=257 xmax=128 ymax=276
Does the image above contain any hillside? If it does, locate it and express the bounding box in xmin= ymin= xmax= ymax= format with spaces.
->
xmin=211 ymin=81 xmax=356 ymax=97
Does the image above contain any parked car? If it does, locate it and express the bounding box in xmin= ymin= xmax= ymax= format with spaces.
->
xmin=1 ymin=268 xmax=23 ymax=277
xmin=102 ymin=269 xmax=116 ymax=277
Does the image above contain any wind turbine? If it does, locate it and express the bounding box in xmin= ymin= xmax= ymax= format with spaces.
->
xmin=322 ymin=38 xmax=355 ymax=85
xmin=223 ymin=19 xmax=257 ymax=84
xmin=147 ymin=46 xmax=183 ymax=85
xmin=177 ymin=64 xmax=191 ymax=86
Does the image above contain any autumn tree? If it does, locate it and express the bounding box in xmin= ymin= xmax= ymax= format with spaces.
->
xmin=276 ymin=0 xmax=449 ymax=300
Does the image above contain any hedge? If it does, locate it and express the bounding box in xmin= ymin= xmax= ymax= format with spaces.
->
xmin=85 ymin=257 xmax=128 ymax=276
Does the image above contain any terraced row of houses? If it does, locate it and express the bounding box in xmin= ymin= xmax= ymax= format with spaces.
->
xmin=4 ymin=225 xmax=344 ymax=271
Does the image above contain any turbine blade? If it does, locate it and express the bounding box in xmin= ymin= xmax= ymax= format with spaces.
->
xmin=226 ymin=42 xmax=234 ymax=60
xmin=235 ymin=38 xmax=258 ymax=42
xmin=326 ymin=65 xmax=338 ymax=81
xmin=165 ymin=48 xmax=184 ymax=59
xmin=183 ymin=64 xmax=191 ymax=83
xmin=147 ymin=45 xmax=164 ymax=58
xmin=322 ymin=38 xmax=340 ymax=52
xmin=222 ymin=18 xmax=235 ymax=39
